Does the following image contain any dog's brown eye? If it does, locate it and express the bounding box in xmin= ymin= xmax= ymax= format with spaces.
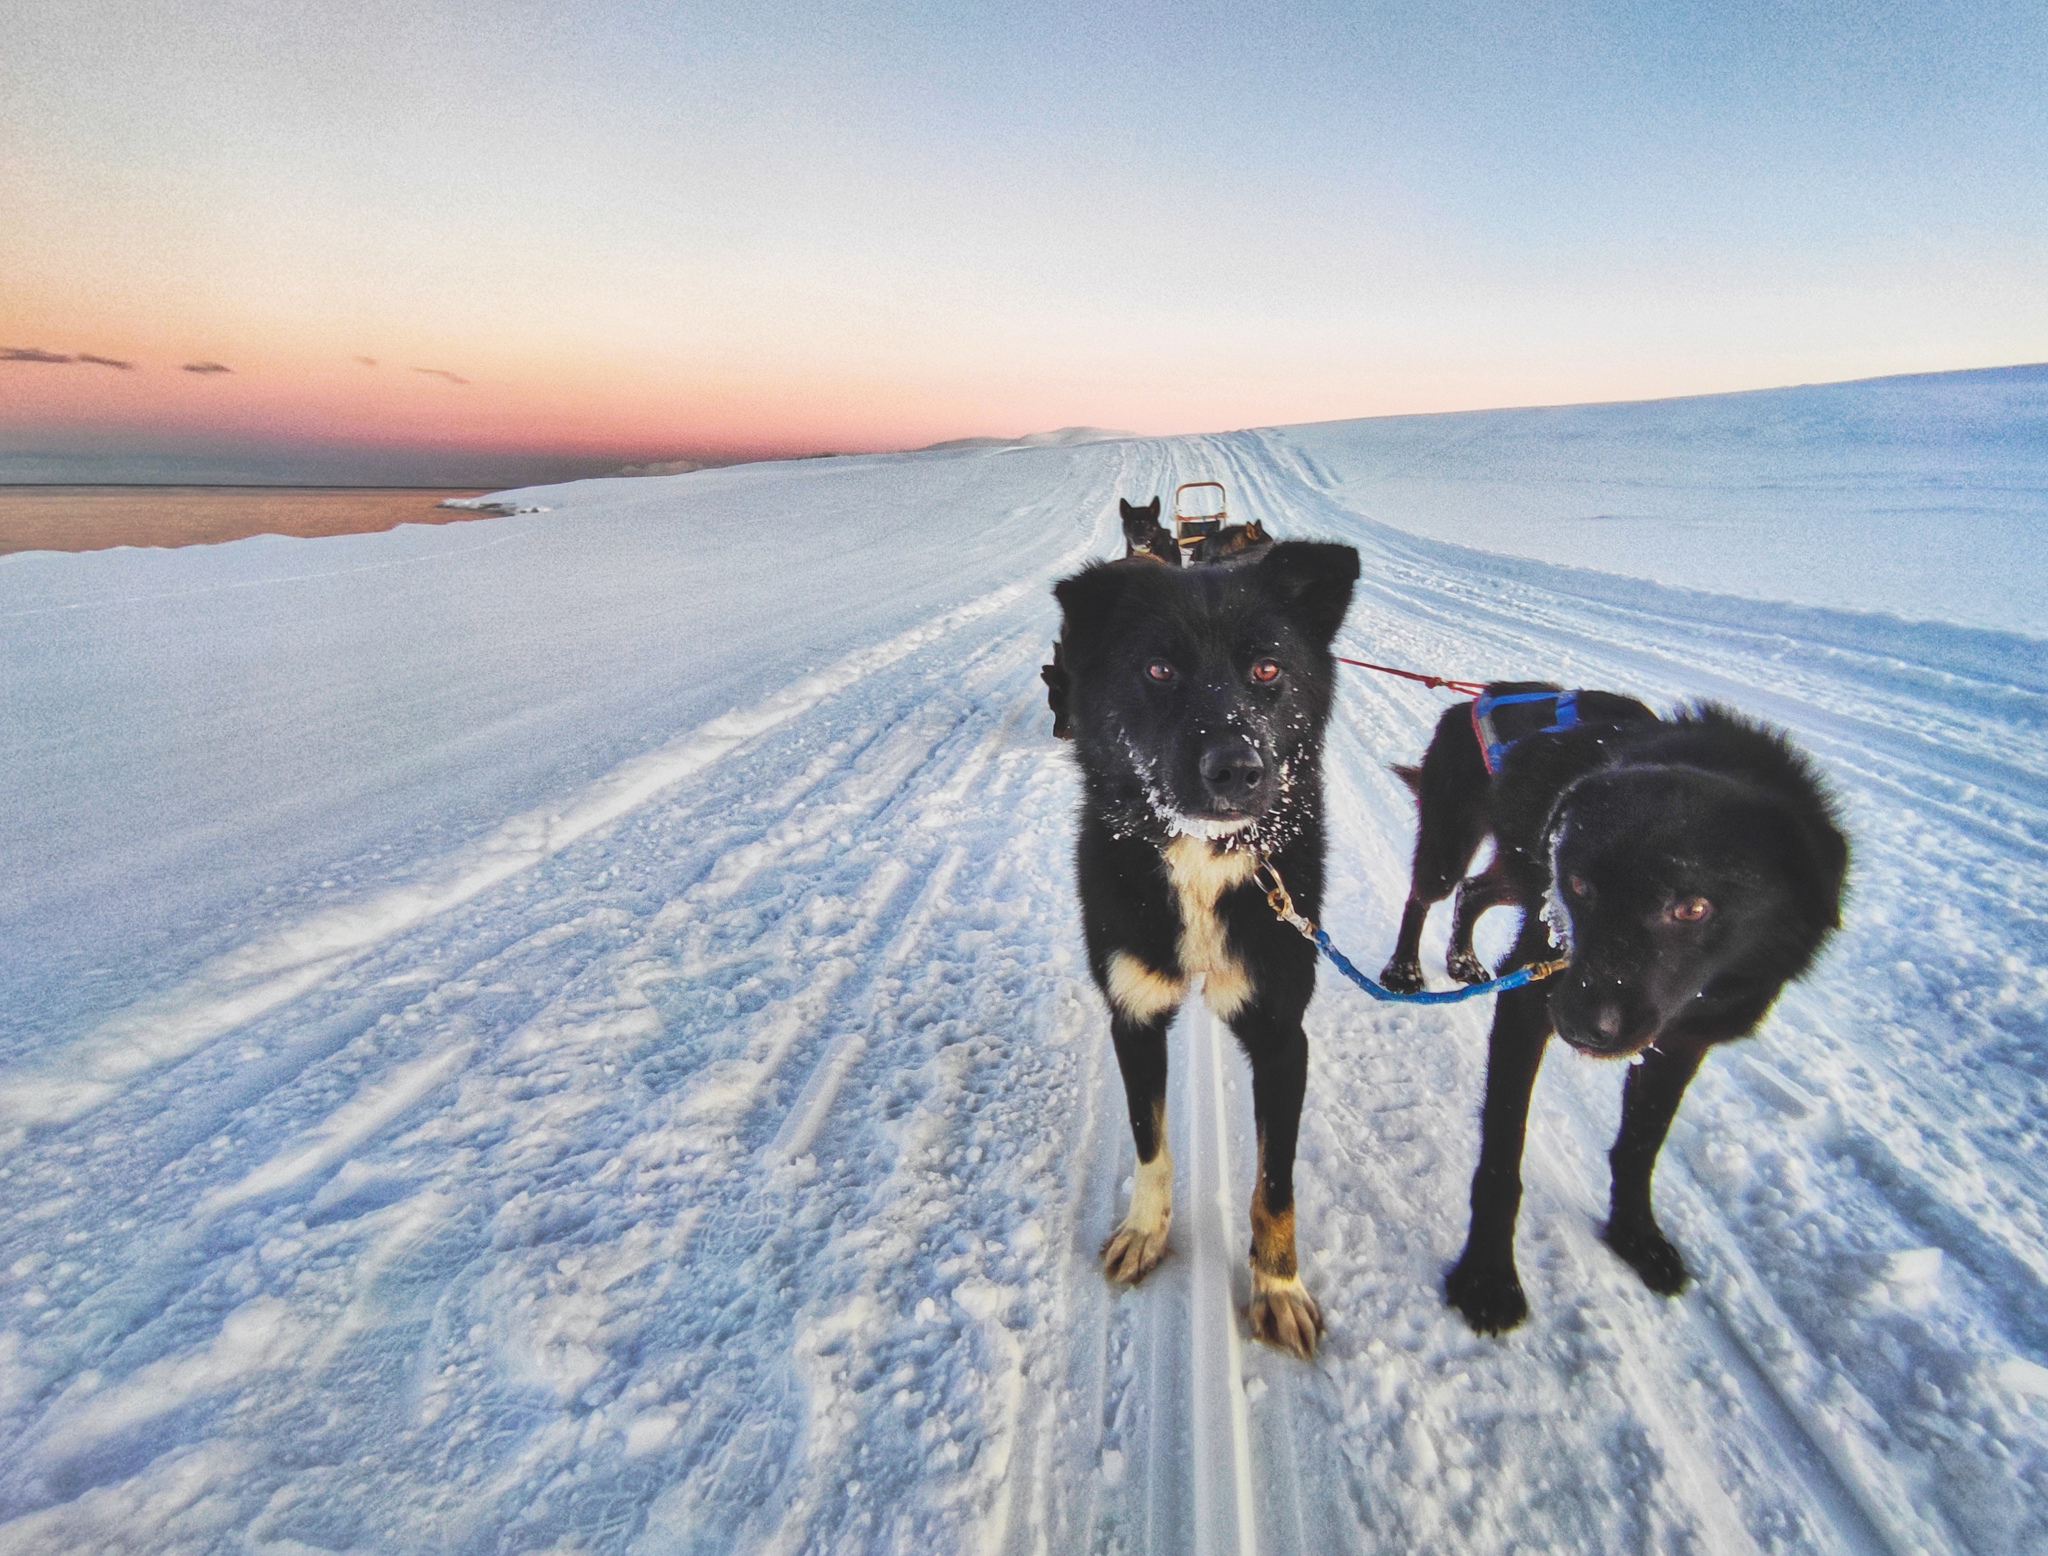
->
xmin=1250 ymin=659 xmax=1281 ymax=683
xmin=1568 ymin=875 xmax=1592 ymax=899
xmin=1147 ymin=660 xmax=1175 ymax=682
xmin=1669 ymin=895 xmax=1713 ymax=923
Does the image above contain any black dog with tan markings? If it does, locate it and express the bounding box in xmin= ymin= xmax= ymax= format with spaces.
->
xmin=1387 ymin=689 xmax=1849 ymax=1332
xmin=1052 ymin=540 xmax=1360 ymax=1358
xmin=1117 ymin=495 xmax=1179 ymax=566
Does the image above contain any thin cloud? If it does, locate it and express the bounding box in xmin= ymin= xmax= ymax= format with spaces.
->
xmin=77 ymin=353 xmax=135 ymax=370
xmin=3 ymin=346 xmax=73 ymax=363
xmin=412 ymin=367 xmax=470 ymax=386
xmin=183 ymin=361 xmax=233 ymax=374
xmin=355 ymin=355 xmax=379 ymax=367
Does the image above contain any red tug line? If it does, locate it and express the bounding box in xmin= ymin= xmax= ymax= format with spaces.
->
xmin=1334 ymin=656 xmax=1488 ymax=698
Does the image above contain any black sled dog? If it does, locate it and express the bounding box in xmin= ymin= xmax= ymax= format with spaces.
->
xmin=1118 ymin=495 xmax=1179 ymax=567
xmin=1052 ymin=540 xmax=1360 ymax=1358
xmin=1385 ymin=685 xmax=1848 ymax=1332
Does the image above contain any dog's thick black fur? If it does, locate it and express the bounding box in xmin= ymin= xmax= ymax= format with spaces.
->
xmin=1386 ymin=686 xmax=1848 ymax=1332
xmin=1054 ymin=540 xmax=1360 ymax=1358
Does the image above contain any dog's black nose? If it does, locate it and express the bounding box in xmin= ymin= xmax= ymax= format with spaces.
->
xmin=1200 ymin=739 xmax=1265 ymax=802
xmin=1559 ymin=986 xmax=1660 ymax=1056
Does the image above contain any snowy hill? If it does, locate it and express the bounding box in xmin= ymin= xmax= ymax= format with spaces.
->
xmin=1279 ymin=362 xmax=2048 ymax=636
xmin=1 ymin=371 xmax=2044 ymax=1553
xmin=919 ymin=427 xmax=1137 ymax=453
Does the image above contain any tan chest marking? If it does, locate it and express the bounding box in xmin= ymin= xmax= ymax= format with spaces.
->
xmin=1162 ymin=835 xmax=1258 ymax=1020
xmin=1106 ymin=950 xmax=1185 ymax=1021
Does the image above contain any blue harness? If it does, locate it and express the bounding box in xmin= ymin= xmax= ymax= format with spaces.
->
xmin=1471 ymin=687 xmax=1580 ymax=774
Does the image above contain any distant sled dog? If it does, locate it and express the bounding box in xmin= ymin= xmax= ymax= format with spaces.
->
xmin=1185 ymin=517 xmax=1273 ymax=565
xmin=1118 ymin=495 xmax=1179 ymax=566
xmin=1385 ymin=686 xmax=1848 ymax=1332
xmin=1052 ymin=540 xmax=1360 ymax=1358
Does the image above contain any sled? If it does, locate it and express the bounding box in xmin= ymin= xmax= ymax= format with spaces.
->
xmin=1173 ymin=481 xmax=1226 ymax=560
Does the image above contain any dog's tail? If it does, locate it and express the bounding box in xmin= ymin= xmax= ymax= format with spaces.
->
xmin=1389 ymin=762 xmax=1423 ymax=798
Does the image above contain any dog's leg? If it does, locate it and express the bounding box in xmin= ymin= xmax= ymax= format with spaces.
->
xmin=1382 ymin=708 xmax=1491 ymax=993
xmin=1446 ymin=857 xmax=1517 ymax=985
xmin=1237 ymin=1014 xmax=1323 ymax=1359
xmin=1445 ymin=922 xmax=1555 ymax=1334
xmin=1102 ymin=1002 xmax=1178 ymax=1284
xmin=1380 ymin=896 xmax=1434 ymax=994
xmin=1602 ymin=1037 xmax=1708 ymax=1295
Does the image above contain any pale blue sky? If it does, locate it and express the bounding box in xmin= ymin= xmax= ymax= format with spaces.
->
xmin=5 ymin=0 xmax=2045 ymax=472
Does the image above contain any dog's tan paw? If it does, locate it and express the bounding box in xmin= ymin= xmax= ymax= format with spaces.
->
xmin=1101 ymin=1222 xmax=1171 ymax=1285
xmin=1249 ymin=1274 xmax=1325 ymax=1359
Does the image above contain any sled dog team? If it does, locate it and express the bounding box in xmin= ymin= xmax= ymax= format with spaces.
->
xmin=1046 ymin=497 xmax=1848 ymax=1358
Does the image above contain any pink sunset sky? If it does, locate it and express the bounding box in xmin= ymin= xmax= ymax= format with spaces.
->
xmin=5 ymin=1 xmax=2045 ymax=484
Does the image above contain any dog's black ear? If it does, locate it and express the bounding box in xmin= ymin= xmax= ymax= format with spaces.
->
xmin=1119 ymin=496 xmax=1161 ymax=522
xmin=1259 ymin=541 xmax=1360 ymax=646
xmin=1054 ymin=561 xmax=1140 ymax=667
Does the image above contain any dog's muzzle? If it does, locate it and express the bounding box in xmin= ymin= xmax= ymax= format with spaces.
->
xmin=1551 ymin=971 xmax=1664 ymax=1058
xmin=1198 ymin=737 xmax=1267 ymax=813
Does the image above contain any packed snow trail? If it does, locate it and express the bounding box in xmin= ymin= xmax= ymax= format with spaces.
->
xmin=1 ymin=387 xmax=2044 ymax=1552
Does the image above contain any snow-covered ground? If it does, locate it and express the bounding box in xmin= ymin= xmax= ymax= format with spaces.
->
xmin=1 ymin=372 xmax=2044 ymax=1554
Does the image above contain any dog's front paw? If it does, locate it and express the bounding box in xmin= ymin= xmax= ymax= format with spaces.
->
xmin=1445 ymin=948 xmax=1489 ymax=985
xmin=1445 ymin=1256 xmax=1528 ymax=1334
xmin=1603 ymin=1218 xmax=1690 ymax=1295
xmin=1249 ymin=1274 xmax=1324 ymax=1359
xmin=1378 ymin=955 xmax=1425 ymax=994
xmin=1101 ymin=1221 xmax=1170 ymax=1285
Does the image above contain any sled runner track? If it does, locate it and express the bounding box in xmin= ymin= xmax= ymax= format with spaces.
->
xmin=1518 ymin=1127 xmax=1898 ymax=1556
xmin=1186 ymin=1002 xmax=1260 ymax=1556
xmin=1666 ymin=1165 xmax=1949 ymax=1556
